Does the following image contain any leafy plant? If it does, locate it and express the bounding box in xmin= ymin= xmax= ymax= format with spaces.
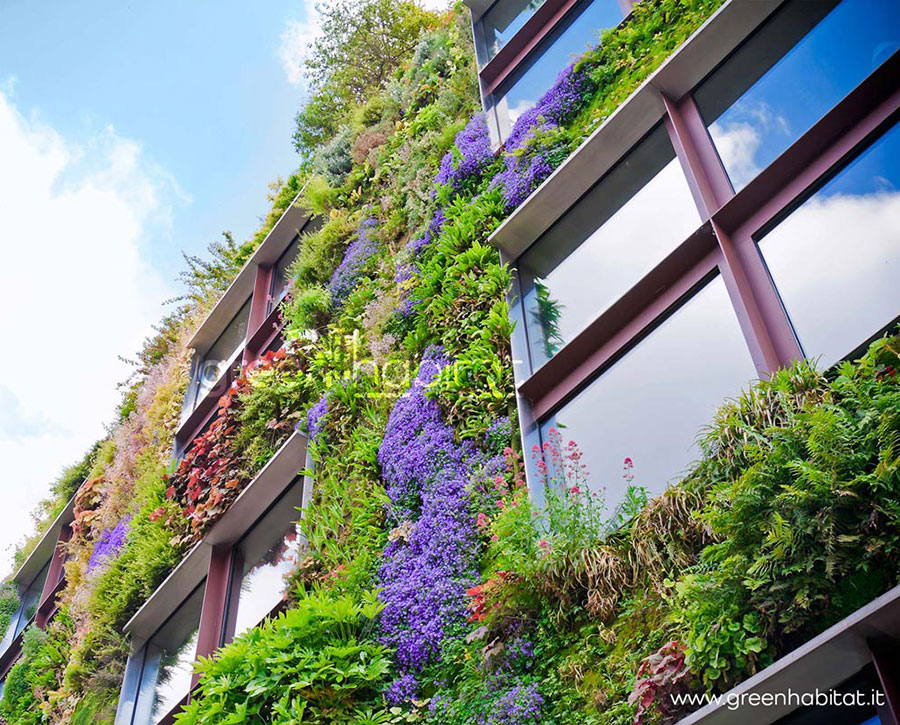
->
xmin=175 ymin=590 xmax=391 ymax=724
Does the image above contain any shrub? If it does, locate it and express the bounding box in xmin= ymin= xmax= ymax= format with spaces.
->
xmin=175 ymin=590 xmax=391 ymax=724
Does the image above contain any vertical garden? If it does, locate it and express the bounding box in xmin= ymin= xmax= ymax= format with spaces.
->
xmin=3 ymin=1 xmax=900 ymax=724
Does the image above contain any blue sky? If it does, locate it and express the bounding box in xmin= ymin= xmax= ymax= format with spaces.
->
xmin=0 ymin=0 xmax=312 ymax=280
xmin=0 ymin=0 xmax=327 ymax=571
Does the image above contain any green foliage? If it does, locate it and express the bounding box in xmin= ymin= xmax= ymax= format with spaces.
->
xmin=234 ymin=350 xmax=316 ymax=470
xmin=293 ymin=0 xmax=438 ymax=157
xmin=290 ymin=213 xmax=357 ymax=290
xmin=175 ymin=590 xmax=391 ymax=724
xmin=0 ymin=612 xmax=75 ymax=724
xmin=0 ymin=581 xmax=19 ymax=638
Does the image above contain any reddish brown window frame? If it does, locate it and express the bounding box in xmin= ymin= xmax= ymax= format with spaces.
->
xmin=472 ymin=0 xmax=638 ymax=142
xmin=506 ymin=38 xmax=899 ymax=488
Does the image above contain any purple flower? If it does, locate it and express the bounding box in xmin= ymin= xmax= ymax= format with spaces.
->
xmin=496 ymin=63 xmax=593 ymax=211
xmin=328 ymin=217 xmax=380 ymax=303
xmin=394 ymin=262 xmax=419 ymax=319
xmin=405 ymin=207 xmax=446 ymax=259
xmin=87 ymin=517 xmax=131 ymax=573
xmin=385 ymin=672 xmax=418 ymax=706
xmin=493 ymin=150 xmax=554 ymax=211
xmin=505 ymin=63 xmax=590 ymax=152
xmin=305 ymin=394 xmax=329 ymax=442
xmin=434 ymin=114 xmax=493 ymax=193
xmin=377 ymin=347 xmax=481 ymax=679
xmin=484 ymin=683 xmax=544 ymax=725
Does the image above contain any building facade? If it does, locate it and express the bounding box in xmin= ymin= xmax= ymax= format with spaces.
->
xmin=2 ymin=0 xmax=898 ymax=722
xmin=467 ymin=0 xmax=900 ymax=722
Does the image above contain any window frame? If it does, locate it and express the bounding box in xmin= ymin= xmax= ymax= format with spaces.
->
xmin=471 ymin=0 xmax=637 ymax=143
xmin=495 ymin=0 xmax=900 ymax=501
xmin=116 ymin=433 xmax=312 ymax=725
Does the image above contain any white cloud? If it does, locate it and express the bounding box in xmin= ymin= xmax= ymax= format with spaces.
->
xmin=279 ymin=1 xmax=321 ymax=87
xmin=0 ymin=86 xmax=177 ymax=574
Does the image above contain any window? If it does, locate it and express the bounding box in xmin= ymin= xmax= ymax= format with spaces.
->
xmin=193 ymin=297 xmax=252 ymax=405
xmin=131 ymin=584 xmax=204 ymax=725
xmin=775 ymin=668 xmax=883 ymax=725
xmin=694 ymin=0 xmax=900 ymax=191
xmin=539 ymin=275 xmax=756 ymax=514
xmin=519 ymin=124 xmax=700 ymax=370
xmin=491 ymin=0 xmax=624 ymax=133
xmin=227 ymin=477 xmax=306 ymax=640
xmin=268 ymin=236 xmax=301 ymax=315
xmin=0 ymin=560 xmax=51 ymax=653
xmin=757 ymin=120 xmax=900 ymax=370
xmin=476 ymin=0 xmax=549 ymax=67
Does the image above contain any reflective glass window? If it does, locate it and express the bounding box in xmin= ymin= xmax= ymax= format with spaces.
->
xmin=494 ymin=0 xmax=624 ymax=129
xmin=268 ymin=236 xmax=302 ymax=315
xmin=695 ymin=0 xmax=900 ymax=192
xmin=131 ymin=583 xmax=204 ymax=725
xmin=0 ymin=560 xmax=52 ymax=655
xmin=540 ymin=275 xmax=756 ymax=514
xmin=478 ymin=0 xmax=549 ymax=66
xmin=520 ymin=124 xmax=700 ymax=369
xmin=228 ymin=477 xmax=306 ymax=639
xmin=758 ymin=120 xmax=900 ymax=369
xmin=775 ymin=668 xmax=882 ymax=725
xmin=194 ymin=296 xmax=252 ymax=404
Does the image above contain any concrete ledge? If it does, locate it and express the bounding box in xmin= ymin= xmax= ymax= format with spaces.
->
xmin=124 ymin=430 xmax=309 ymax=642
xmin=488 ymin=0 xmax=785 ymax=260
xmin=678 ymin=584 xmax=900 ymax=724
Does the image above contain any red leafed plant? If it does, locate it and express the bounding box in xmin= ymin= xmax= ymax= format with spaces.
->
xmin=71 ymin=476 xmax=106 ymax=541
xmin=466 ymin=571 xmax=518 ymax=622
xmin=628 ymin=641 xmax=692 ymax=724
xmin=166 ymin=348 xmax=304 ymax=544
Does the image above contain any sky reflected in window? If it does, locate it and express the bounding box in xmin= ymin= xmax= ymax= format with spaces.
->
xmin=497 ymin=0 xmax=623 ymax=125
xmin=541 ymin=276 xmax=756 ymax=514
xmin=232 ymin=523 xmax=303 ymax=638
xmin=520 ymin=125 xmax=699 ymax=369
xmin=697 ymin=0 xmax=900 ymax=191
xmin=759 ymin=121 xmax=900 ymax=368
xmin=479 ymin=0 xmax=548 ymax=66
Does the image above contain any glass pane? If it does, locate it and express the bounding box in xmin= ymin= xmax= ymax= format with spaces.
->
xmin=520 ymin=125 xmax=700 ymax=369
xmin=133 ymin=583 xmax=204 ymax=725
xmin=230 ymin=478 xmax=306 ymax=639
xmin=496 ymin=0 xmax=624 ymax=128
xmin=195 ymin=296 xmax=252 ymax=402
xmin=695 ymin=0 xmax=900 ymax=192
xmin=479 ymin=0 xmax=549 ymax=66
xmin=269 ymin=236 xmax=302 ymax=315
xmin=540 ymin=275 xmax=756 ymax=514
xmin=758 ymin=121 xmax=900 ymax=369
xmin=4 ymin=560 xmax=53 ymax=645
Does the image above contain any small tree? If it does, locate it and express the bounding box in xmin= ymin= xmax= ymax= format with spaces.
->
xmin=293 ymin=0 xmax=438 ymax=156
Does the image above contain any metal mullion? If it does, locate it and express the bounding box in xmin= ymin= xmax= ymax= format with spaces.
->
xmin=662 ymin=92 xmax=800 ymax=374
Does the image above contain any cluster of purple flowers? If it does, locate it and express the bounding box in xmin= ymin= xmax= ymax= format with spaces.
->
xmin=396 ymin=209 xmax=447 ymax=320
xmin=87 ymin=517 xmax=131 ymax=573
xmin=405 ymin=207 xmax=446 ymax=259
xmin=377 ymin=346 xmax=480 ymax=703
xmin=483 ymin=683 xmax=544 ymax=725
xmin=305 ymin=394 xmax=329 ymax=442
xmin=328 ymin=216 xmax=380 ymax=303
xmin=394 ymin=262 xmax=418 ymax=319
xmin=495 ymin=63 xmax=592 ymax=211
xmin=434 ymin=114 xmax=493 ymax=194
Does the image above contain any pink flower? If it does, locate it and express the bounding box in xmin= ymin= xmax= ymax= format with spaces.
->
xmin=496 ymin=499 xmax=506 ymax=510
xmin=476 ymin=513 xmax=491 ymax=530
xmin=569 ymin=485 xmax=581 ymax=495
